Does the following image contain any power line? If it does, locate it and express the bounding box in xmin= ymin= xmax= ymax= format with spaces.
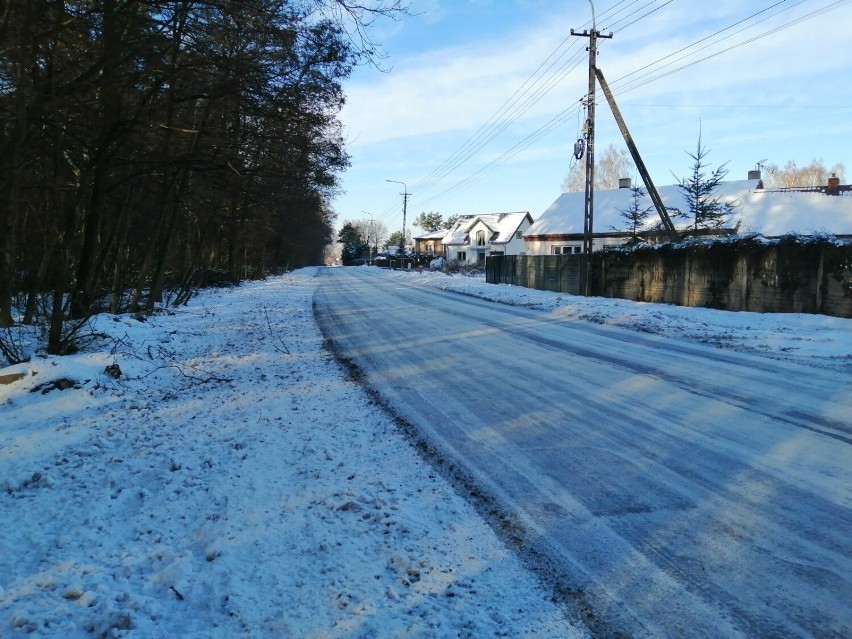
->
xmin=605 ymin=0 xmax=675 ymax=31
xmin=619 ymin=103 xmax=852 ymax=109
xmin=611 ymin=0 xmax=848 ymax=96
xmin=408 ymin=38 xmax=585 ymax=195
xmin=411 ymin=0 xmax=850 ymax=208
xmin=608 ymin=0 xmax=807 ymax=94
xmin=593 ymin=0 xmax=650 ymax=31
xmin=407 ymin=0 xmax=666 ymax=198
xmin=410 ymin=46 xmax=588 ymax=197
xmin=370 ymin=2 xmax=674 ymax=219
xmin=416 ymin=104 xmax=583 ymax=207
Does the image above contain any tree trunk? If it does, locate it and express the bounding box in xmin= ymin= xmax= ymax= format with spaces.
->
xmin=47 ymin=201 xmax=79 ymax=355
xmin=0 ymin=1 xmax=36 ymax=327
xmin=0 ymin=202 xmax=15 ymax=327
xmin=70 ymin=0 xmax=122 ymax=319
xmin=22 ymin=241 xmax=54 ymax=325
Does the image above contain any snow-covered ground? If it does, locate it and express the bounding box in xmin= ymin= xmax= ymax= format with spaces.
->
xmin=2 ymin=267 xmax=849 ymax=638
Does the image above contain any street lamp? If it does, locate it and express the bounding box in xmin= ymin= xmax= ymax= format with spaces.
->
xmin=385 ymin=179 xmax=409 ymax=257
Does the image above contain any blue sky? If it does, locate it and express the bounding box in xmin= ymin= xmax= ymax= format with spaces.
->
xmin=332 ymin=0 xmax=852 ymax=236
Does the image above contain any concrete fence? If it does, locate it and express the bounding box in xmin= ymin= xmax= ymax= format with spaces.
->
xmin=486 ymin=238 xmax=852 ymax=318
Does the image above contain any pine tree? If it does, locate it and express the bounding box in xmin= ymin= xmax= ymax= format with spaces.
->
xmin=413 ymin=212 xmax=444 ymax=232
xmin=674 ymin=135 xmax=736 ymax=233
xmin=337 ymin=222 xmax=366 ymax=264
xmin=443 ymin=215 xmax=460 ymax=230
xmin=618 ymin=186 xmax=654 ymax=241
xmin=386 ymin=231 xmax=405 ymax=251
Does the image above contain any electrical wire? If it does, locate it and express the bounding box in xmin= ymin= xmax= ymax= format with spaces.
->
xmin=366 ymin=0 xmax=667 ymax=220
xmin=366 ymin=1 xmax=660 ymax=221
xmin=612 ymin=0 xmax=848 ymax=96
xmin=608 ymin=0 xmax=807 ymax=95
xmin=604 ymin=0 xmax=675 ymax=31
xmin=417 ymin=103 xmax=584 ymax=207
xmin=408 ymin=37 xmax=586 ymax=195
xmin=405 ymin=0 xmax=672 ymax=203
xmin=411 ymin=0 xmax=850 ymax=208
xmin=409 ymin=46 xmax=588 ymax=197
xmin=593 ymin=0 xmax=648 ymax=31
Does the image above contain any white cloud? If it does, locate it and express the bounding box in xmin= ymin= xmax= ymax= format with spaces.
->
xmin=343 ymin=40 xmax=565 ymax=146
xmin=334 ymin=1 xmax=852 ymax=217
xmin=344 ymin=1 xmax=852 ymax=149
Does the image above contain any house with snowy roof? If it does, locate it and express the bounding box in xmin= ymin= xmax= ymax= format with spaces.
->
xmin=413 ymin=228 xmax=448 ymax=259
xmin=443 ymin=211 xmax=534 ymax=265
xmin=524 ymin=174 xmax=852 ymax=255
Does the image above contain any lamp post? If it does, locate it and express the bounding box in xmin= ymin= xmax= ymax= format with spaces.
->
xmin=385 ymin=179 xmax=409 ymax=258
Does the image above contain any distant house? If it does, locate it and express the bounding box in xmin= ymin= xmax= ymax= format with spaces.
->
xmin=443 ymin=211 xmax=534 ymax=265
xmin=524 ymin=175 xmax=852 ymax=255
xmin=413 ymin=229 xmax=448 ymax=259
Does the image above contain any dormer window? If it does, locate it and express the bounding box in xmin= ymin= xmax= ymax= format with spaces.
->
xmin=476 ymin=230 xmax=486 ymax=246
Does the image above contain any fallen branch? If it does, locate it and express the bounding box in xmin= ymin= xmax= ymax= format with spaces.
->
xmin=140 ymin=364 xmax=233 ymax=385
xmin=263 ymin=306 xmax=290 ymax=354
xmin=0 ymin=327 xmax=30 ymax=366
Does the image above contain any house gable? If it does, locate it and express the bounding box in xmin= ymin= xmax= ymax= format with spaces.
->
xmin=442 ymin=211 xmax=534 ymax=263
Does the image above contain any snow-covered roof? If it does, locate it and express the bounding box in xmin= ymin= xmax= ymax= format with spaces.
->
xmin=526 ymin=179 xmax=852 ymax=237
xmin=443 ymin=211 xmax=531 ymax=246
xmin=413 ymin=229 xmax=448 ymax=241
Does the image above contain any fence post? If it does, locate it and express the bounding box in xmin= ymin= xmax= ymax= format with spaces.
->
xmin=816 ymin=251 xmax=825 ymax=313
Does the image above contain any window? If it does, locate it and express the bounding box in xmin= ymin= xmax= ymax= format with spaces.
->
xmin=457 ymin=251 xmax=466 ymax=262
xmin=476 ymin=230 xmax=486 ymax=246
xmin=515 ymin=231 xmax=523 ymax=239
xmin=426 ymin=243 xmax=434 ymax=253
xmin=552 ymin=245 xmax=581 ymax=255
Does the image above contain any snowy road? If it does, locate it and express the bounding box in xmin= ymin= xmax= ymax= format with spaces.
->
xmin=314 ymin=267 xmax=852 ymax=639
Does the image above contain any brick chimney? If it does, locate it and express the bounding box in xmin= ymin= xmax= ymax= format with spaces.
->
xmin=827 ymin=173 xmax=840 ymax=193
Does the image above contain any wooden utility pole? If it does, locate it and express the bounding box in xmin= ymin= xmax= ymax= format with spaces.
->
xmin=571 ymin=26 xmax=611 ymax=296
xmin=386 ymin=179 xmax=409 ymax=253
xmin=595 ymin=67 xmax=678 ymax=241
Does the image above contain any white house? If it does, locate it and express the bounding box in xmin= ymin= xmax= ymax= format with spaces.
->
xmin=524 ymin=176 xmax=852 ymax=255
xmin=443 ymin=211 xmax=534 ymax=265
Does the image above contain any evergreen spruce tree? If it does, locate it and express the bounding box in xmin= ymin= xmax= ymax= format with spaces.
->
xmin=618 ymin=186 xmax=654 ymax=241
xmin=674 ymin=135 xmax=737 ymax=233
